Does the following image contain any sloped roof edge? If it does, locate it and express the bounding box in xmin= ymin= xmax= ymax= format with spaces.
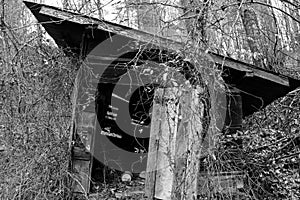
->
xmin=24 ymin=1 xmax=300 ymax=117
xmin=24 ymin=1 xmax=294 ymax=87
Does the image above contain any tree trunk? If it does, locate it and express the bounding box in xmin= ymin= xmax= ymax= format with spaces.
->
xmin=62 ymin=0 xmax=69 ymax=9
xmin=239 ymin=3 xmax=267 ymax=69
xmin=180 ymin=0 xmax=210 ymax=45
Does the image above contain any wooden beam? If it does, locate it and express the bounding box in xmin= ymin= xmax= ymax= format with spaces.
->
xmin=39 ymin=6 xmax=98 ymax=25
xmin=209 ymin=53 xmax=289 ymax=86
xmin=145 ymin=91 xmax=162 ymax=199
xmin=72 ymin=111 xmax=97 ymax=194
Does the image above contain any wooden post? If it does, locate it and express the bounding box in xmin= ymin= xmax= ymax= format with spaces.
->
xmin=70 ymin=65 xmax=98 ymax=195
xmin=71 ymin=111 xmax=97 ymax=194
xmin=145 ymin=88 xmax=180 ymax=200
xmin=224 ymin=88 xmax=243 ymax=149
xmin=145 ymin=86 xmax=205 ymax=200
xmin=173 ymin=88 xmax=204 ymax=200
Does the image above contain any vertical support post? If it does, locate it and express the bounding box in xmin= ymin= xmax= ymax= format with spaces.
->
xmin=145 ymin=88 xmax=180 ymax=200
xmin=70 ymin=56 xmax=98 ymax=195
xmin=224 ymin=88 xmax=243 ymax=149
xmin=173 ymin=88 xmax=203 ymax=200
xmin=71 ymin=111 xmax=97 ymax=194
xmin=145 ymin=86 xmax=206 ymax=200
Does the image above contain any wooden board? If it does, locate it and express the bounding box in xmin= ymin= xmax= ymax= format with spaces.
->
xmin=72 ymin=111 xmax=97 ymax=194
xmin=173 ymin=88 xmax=204 ymax=200
xmin=145 ymin=87 xmax=205 ymax=200
xmin=145 ymin=90 xmax=162 ymax=199
xmin=145 ymin=88 xmax=180 ymax=200
xmin=154 ymin=88 xmax=180 ymax=200
xmin=72 ymin=159 xmax=92 ymax=194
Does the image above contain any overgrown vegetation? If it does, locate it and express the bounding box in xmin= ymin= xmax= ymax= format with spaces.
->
xmin=0 ymin=0 xmax=300 ymax=199
xmin=0 ymin=35 xmax=77 ymax=199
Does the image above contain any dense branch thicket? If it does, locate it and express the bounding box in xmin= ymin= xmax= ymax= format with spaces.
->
xmin=0 ymin=41 xmax=77 ymax=199
xmin=0 ymin=1 xmax=78 ymax=198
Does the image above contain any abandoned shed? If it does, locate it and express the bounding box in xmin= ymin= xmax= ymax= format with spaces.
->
xmin=25 ymin=1 xmax=300 ymax=199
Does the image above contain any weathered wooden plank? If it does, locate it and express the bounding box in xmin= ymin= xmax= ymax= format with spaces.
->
xmin=224 ymin=89 xmax=243 ymax=131
xmin=173 ymin=88 xmax=204 ymax=200
xmin=145 ymin=88 xmax=181 ymax=200
xmin=145 ymin=89 xmax=162 ymax=199
xmin=72 ymin=111 xmax=97 ymax=195
xmin=145 ymin=88 xmax=179 ymax=200
xmin=76 ymin=112 xmax=96 ymax=151
xmin=73 ymin=146 xmax=91 ymax=161
xmin=154 ymin=88 xmax=180 ymax=200
xmin=72 ymin=159 xmax=91 ymax=194
xmin=39 ymin=6 xmax=99 ymax=25
xmin=146 ymin=87 xmax=205 ymax=200
xmin=185 ymin=89 xmax=204 ymax=200
xmin=209 ymin=53 xmax=289 ymax=86
xmin=172 ymin=90 xmax=188 ymax=200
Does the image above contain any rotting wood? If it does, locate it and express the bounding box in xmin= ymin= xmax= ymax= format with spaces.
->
xmin=145 ymin=88 xmax=180 ymax=200
xmin=73 ymin=146 xmax=91 ymax=161
xmin=154 ymin=88 xmax=179 ymax=200
xmin=224 ymin=88 xmax=243 ymax=134
xmin=39 ymin=6 xmax=99 ymax=25
xmin=145 ymin=89 xmax=162 ymax=199
xmin=72 ymin=159 xmax=91 ymax=194
xmin=173 ymin=88 xmax=205 ymax=200
xmin=145 ymin=87 xmax=205 ymax=200
xmin=72 ymin=111 xmax=97 ymax=194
